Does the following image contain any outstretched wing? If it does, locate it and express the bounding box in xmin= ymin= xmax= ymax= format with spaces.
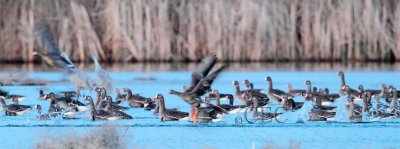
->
xmin=37 ymin=26 xmax=75 ymax=69
xmin=186 ymin=55 xmax=217 ymax=92
xmin=191 ymin=65 xmax=226 ymax=97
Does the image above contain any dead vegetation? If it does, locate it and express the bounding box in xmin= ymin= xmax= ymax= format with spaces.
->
xmin=35 ymin=125 xmax=127 ymax=149
xmin=0 ymin=0 xmax=399 ymax=62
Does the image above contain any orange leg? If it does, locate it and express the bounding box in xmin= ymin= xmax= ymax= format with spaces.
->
xmin=191 ymin=107 xmax=196 ymax=123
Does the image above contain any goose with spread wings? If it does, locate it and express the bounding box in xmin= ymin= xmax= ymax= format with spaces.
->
xmin=168 ymin=55 xmax=227 ymax=123
xmin=36 ymin=26 xmax=92 ymax=97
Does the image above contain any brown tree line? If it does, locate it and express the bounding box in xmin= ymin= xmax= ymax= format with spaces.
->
xmin=0 ymin=0 xmax=399 ymax=63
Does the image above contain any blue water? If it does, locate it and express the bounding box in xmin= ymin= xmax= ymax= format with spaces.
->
xmin=1 ymin=70 xmax=400 ymax=148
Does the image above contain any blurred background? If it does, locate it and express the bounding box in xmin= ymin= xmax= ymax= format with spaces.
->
xmin=0 ymin=0 xmax=399 ymax=65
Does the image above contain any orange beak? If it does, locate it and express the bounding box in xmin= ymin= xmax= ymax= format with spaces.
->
xmin=191 ymin=107 xmax=196 ymax=123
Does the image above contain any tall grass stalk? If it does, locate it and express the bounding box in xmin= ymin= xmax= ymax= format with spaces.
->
xmin=0 ymin=0 xmax=399 ymax=62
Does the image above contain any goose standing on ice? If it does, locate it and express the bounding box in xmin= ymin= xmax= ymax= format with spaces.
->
xmin=104 ymin=96 xmax=133 ymax=119
xmin=243 ymin=80 xmax=263 ymax=92
xmin=232 ymin=81 xmax=251 ymax=104
xmin=84 ymin=96 xmax=119 ymax=121
xmin=212 ymin=90 xmax=247 ymax=114
xmin=0 ymin=97 xmax=31 ymax=116
xmin=251 ymin=97 xmax=281 ymax=121
xmin=35 ymin=105 xmax=51 ymax=120
xmin=155 ymin=94 xmax=189 ymax=121
xmin=287 ymin=84 xmax=307 ymax=97
xmin=123 ymin=88 xmax=155 ymax=109
xmin=265 ymin=76 xmax=292 ymax=103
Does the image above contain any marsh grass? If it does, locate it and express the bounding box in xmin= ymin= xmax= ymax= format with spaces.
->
xmin=35 ymin=125 xmax=127 ymax=149
xmin=1 ymin=0 xmax=399 ymax=62
xmin=261 ymin=141 xmax=301 ymax=149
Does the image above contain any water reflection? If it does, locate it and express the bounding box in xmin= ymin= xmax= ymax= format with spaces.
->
xmin=0 ymin=62 xmax=399 ymax=72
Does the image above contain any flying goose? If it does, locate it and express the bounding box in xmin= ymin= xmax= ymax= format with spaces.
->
xmin=37 ymin=26 xmax=92 ymax=98
xmin=169 ymin=55 xmax=226 ymax=123
xmin=91 ymin=54 xmax=113 ymax=93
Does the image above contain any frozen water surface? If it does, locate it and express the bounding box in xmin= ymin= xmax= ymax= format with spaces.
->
xmin=1 ymin=63 xmax=400 ymax=148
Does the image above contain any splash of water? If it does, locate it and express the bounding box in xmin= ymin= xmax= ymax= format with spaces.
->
xmin=278 ymin=101 xmax=314 ymax=123
xmin=333 ymin=97 xmax=349 ymax=122
xmin=361 ymin=111 xmax=371 ymax=122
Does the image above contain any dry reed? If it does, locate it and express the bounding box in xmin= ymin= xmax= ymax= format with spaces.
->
xmin=35 ymin=125 xmax=127 ymax=149
xmin=0 ymin=0 xmax=399 ymax=62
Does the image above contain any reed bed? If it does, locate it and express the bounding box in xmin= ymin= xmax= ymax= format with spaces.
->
xmin=0 ymin=0 xmax=399 ymax=62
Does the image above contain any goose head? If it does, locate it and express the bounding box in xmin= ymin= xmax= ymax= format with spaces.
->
xmin=231 ymin=81 xmax=239 ymax=86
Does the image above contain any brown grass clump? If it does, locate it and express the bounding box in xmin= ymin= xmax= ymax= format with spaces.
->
xmin=262 ymin=141 xmax=301 ymax=149
xmin=35 ymin=125 xmax=127 ymax=149
xmin=0 ymin=0 xmax=400 ymax=62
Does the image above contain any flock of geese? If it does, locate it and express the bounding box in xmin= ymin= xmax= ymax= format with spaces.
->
xmin=0 ymin=26 xmax=399 ymax=123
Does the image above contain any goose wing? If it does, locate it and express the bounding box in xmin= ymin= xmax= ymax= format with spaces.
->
xmin=164 ymin=109 xmax=189 ymax=120
xmin=186 ymin=55 xmax=217 ymax=92
xmin=91 ymin=54 xmax=113 ymax=92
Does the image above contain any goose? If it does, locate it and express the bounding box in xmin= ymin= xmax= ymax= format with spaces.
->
xmin=232 ymin=80 xmax=252 ymax=104
xmin=123 ymin=88 xmax=155 ymax=109
xmin=287 ymin=83 xmax=307 ymax=97
xmin=304 ymin=81 xmax=338 ymax=105
xmin=39 ymin=90 xmax=76 ymax=100
xmin=345 ymin=95 xmax=362 ymax=122
xmin=37 ymin=26 xmax=93 ymax=98
xmin=205 ymin=91 xmax=234 ymax=104
xmin=194 ymin=104 xmax=228 ymax=123
xmin=101 ymin=96 xmax=129 ymax=111
xmin=243 ymin=80 xmax=263 ymax=92
xmin=389 ymin=88 xmax=399 ymax=114
xmin=243 ymin=90 xmax=269 ymax=107
xmin=251 ymin=97 xmax=281 ymax=121
xmin=358 ymin=85 xmax=381 ymax=99
xmin=0 ymin=94 xmax=26 ymax=102
xmin=91 ymin=54 xmax=113 ymax=93
xmin=35 ymin=105 xmax=51 ymax=120
xmin=155 ymin=94 xmax=189 ymax=121
xmin=115 ymin=88 xmax=127 ymax=101
xmin=45 ymin=93 xmax=88 ymax=113
xmin=84 ymin=96 xmax=118 ymax=121
xmin=0 ymin=89 xmax=8 ymax=97
xmin=338 ymin=71 xmax=346 ymax=95
xmin=0 ymin=97 xmax=31 ymax=116
xmin=309 ymin=108 xmax=336 ymax=121
xmin=265 ymin=76 xmax=293 ymax=103
xmin=362 ymin=92 xmax=395 ymax=119
xmin=342 ymin=86 xmax=362 ymax=101
xmin=97 ymin=88 xmax=124 ymax=110
xmin=338 ymin=71 xmax=361 ymax=100
xmin=212 ymin=90 xmax=247 ymax=114
xmin=282 ymin=95 xmax=303 ymax=111
xmin=169 ymin=55 xmax=226 ymax=123
xmin=60 ymin=91 xmax=77 ymax=98
xmin=104 ymin=96 xmax=133 ymax=119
